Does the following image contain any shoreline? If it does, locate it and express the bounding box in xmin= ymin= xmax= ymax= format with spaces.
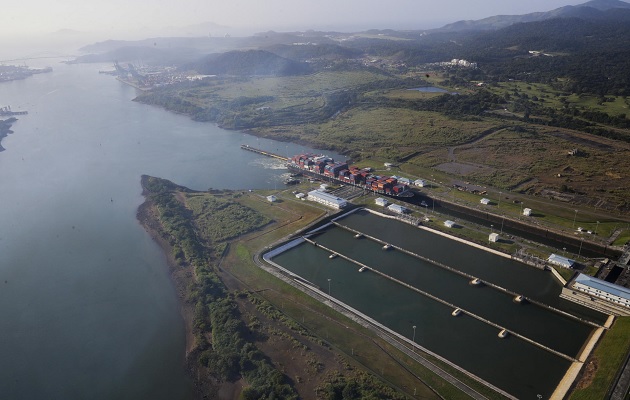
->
xmin=136 ymin=193 xmax=206 ymax=399
xmin=0 ymin=117 xmax=17 ymax=152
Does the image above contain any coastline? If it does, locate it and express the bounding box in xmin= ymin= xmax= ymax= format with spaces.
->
xmin=0 ymin=118 xmax=17 ymax=152
xmin=136 ymin=192 xmax=207 ymax=399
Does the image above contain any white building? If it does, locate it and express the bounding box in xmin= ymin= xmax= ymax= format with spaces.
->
xmin=414 ymin=179 xmax=426 ymax=187
xmin=489 ymin=233 xmax=500 ymax=242
xmin=480 ymin=198 xmax=491 ymax=205
xmin=547 ymin=254 xmax=575 ymax=268
xmin=562 ymin=273 xmax=630 ymax=316
xmin=375 ymin=197 xmax=388 ymax=206
xmin=307 ymin=190 xmax=347 ymax=209
xmin=387 ymin=204 xmax=408 ymax=214
xmin=266 ymin=195 xmax=277 ymax=202
xmin=523 ymin=207 xmax=532 ymax=216
xmin=444 ymin=220 xmax=455 ymax=228
xmin=398 ymin=177 xmax=412 ymax=185
xmin=295 ymin=193 xmax=306 ymax=199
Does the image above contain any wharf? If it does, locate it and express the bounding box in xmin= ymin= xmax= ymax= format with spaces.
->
xmin=240 ymin=144 xmax=288 ymax=161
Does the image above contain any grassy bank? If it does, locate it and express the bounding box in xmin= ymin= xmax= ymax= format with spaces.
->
xmin=570 ymin=317 xmax=630 ymax=400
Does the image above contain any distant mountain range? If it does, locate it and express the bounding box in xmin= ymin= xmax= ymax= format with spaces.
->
xmin=436 ymin=0 xmax=630 ymax=32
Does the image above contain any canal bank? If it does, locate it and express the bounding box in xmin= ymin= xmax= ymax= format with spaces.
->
xmin=403 ymin=193 xmax=621 ymax=259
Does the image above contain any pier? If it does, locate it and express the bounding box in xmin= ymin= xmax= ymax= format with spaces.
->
xmin=302 ymin=236 xmax=579 ymax=363
xmin=240 ymin=144 xmax=288 ymax=161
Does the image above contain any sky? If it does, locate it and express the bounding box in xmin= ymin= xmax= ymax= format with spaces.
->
xmin=2 ymin=0 xmax=597 ymax=38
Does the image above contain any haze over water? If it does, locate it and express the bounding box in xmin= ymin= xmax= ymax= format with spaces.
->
xmin=0 ymin=61 xmax=340 ymax=399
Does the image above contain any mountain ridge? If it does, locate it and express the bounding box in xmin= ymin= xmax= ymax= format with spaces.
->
xmin=435 ymin=0 xmax=630 ymax=32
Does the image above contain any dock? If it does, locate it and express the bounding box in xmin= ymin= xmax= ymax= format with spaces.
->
xmin=240 ymin=144 xmax=287 ymax=161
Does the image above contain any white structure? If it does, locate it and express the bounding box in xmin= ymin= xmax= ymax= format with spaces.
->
xmin=266 ymin=195 xmax=277 ymax=202
xmin=295 ymin=193 xmax=306 ymax=199
xmin=562 ymin=273 xmax=630 ymax=316
xmin=307 ymin=190 xmax=347 ymax=209
xmin=319 ymin=184 xmax=329 ymax=191
xmin=444 ymin=220 xmax=455 ymax=228
xmin=523 ymin=207 xmax=532 ymax=216
xmin=489 ymin=233 xmax=500 ymax=242
xmin=375 ymin=197 xmax=388 ymax=206
xmin=547 ymin=254 xmax=575 ymax=269
xmin=387 ymin=204 xmax=408 ymax=214
xmin=398 ymin=177 xmax=412 ymax=185
xmin=414 ymin=179 xmax=426 ymax=187
xmin=480 ymin=198 xmax=491 ymax=205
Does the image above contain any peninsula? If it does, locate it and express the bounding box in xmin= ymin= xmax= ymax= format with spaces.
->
xmin=0 ymin=117 xmax=17 ymax=152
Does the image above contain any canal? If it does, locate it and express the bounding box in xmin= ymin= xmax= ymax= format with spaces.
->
xmin=270 ymin=209 xmax=606 ymax=399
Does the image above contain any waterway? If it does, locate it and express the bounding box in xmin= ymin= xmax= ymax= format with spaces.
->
xmin=0 ymin=61 xmax=342 ymax=399
xmin=271 ymin=210 xmax=607 ymax=399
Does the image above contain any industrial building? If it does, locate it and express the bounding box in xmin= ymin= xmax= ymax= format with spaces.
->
xmin=547 ymin=254 xmax=575 ymax=268
xmin=561 ymin=273 xmax=630 ymax=316
xmin=387 ymin=204 xmax=408 ymax=214
xmin=307 ymin=190 xmax=347 ymax=209
xmin=375 ymin=197 xmax=388 ymax=206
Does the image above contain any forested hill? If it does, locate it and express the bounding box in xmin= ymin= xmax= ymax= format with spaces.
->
xmin=435 ymin=0 xmax=630 ymax=32
xmin=182 ymin=49 xmax=312 ymax=76
xmin=455 ymin=17 xmax=630 ymax=94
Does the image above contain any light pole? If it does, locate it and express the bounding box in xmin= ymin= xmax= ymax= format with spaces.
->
xmin=327 ymin=278 xmax=331 ymax=296
xmin=500 ymin=216 xmax=505 ymax=234
xmin=595 ymin=221 xmax=600 ymax=235
xmin=498 ymin=191 xmax=502 ymax=208
xmin=573 ymin=209 xmax=578 ymax=229
xmin=579 ymin=238 xmax=584 ymax=258
xmin=491 ymin=224 xmax=494 ymax=233
xmin=412 ymin=325 xmax=417 ymax=348
xmin=563 ymin=247 xmax=566 ymax=256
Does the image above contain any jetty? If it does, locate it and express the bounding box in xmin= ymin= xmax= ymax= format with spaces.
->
xmin=0 ymin=106 xmax=27 ymax=116
xmin=240 ymin=144 xmax=287 ymax=161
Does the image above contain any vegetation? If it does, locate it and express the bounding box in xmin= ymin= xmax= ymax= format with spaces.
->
xmin=141 ymin=176 xmax=436 ymax=399
xmin=570 ymin=317 xmax=630 ymax=400
xmin=142 ymin=176 xmax=297 ymax=398
xmin=132 ymin=16 xmax=630 ymax=213
xmin=0 ymin=117 xmax=17 ymax=151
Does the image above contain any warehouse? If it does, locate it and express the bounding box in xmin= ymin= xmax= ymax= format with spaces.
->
xmin=307 ymin=190 xmax=347 ymax=209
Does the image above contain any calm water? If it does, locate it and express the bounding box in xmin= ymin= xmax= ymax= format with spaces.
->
xmin=272 ymin=210 xmax=606 ymax=399
xmin=0 ymin=62 xmax=341 ymax=399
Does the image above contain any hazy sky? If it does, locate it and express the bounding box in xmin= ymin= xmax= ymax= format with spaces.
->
xmin=4 ymin=0 xmax=594 ymax=36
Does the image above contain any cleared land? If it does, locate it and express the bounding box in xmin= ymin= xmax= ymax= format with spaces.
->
xmin=136 ymin=69 xmax=630 ymax=215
